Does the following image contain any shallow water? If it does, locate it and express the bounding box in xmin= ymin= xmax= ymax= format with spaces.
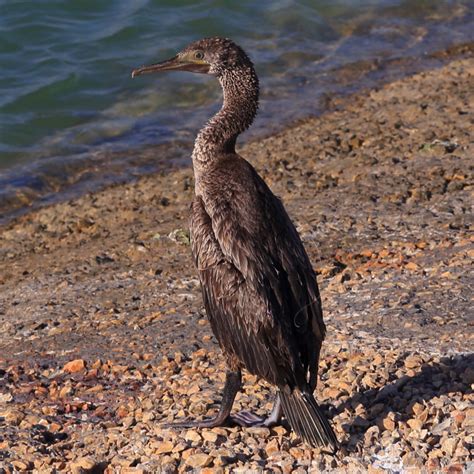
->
xmin=0 ymin=0 xmax=473 ymax=220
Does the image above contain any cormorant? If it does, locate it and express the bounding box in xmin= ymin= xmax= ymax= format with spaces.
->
xmin=132 ymin=37 xmax=338 ymax=451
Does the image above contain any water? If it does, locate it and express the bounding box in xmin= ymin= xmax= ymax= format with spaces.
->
xmin=0 ymin=0 xmax=473 ymax=220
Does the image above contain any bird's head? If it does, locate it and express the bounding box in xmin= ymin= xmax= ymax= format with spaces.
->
xmin=131 ymin=37 xmax=253 ymax=79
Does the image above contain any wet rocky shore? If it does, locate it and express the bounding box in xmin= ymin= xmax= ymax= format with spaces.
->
xmin=0 ymin=48 xmax=473 ymax=472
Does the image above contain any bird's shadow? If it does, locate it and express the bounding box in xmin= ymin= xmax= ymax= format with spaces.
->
xmin=327 ymin=352 xmax=473 ymax=452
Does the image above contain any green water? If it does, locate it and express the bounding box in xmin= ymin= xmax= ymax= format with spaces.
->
xmin=0 ymin=0 xmax=473 ymax=218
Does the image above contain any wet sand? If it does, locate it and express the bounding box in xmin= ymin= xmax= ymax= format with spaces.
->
xmin=0 ymin=48 xmax=473 ymax=472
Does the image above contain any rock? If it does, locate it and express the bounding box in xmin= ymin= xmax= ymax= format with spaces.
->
xmin=2 ymin=408 xmax=24 ymax=425
xmin=271 ymin=426 xmax=288 ymax=437
xmin=202 ymin=431 xmax=219 ymax=443
xmin=405 ymin=261 xmax=420 ymax=271
xmin=69 ymin=457 xmax=104 ymax=474
xmin=364 ymin=426 xmax=380 ymax=444
xmin=203 ymin=427 xmax=225 ymax=437
xmin=462 ymin=408 xmax=474 ymax=428
xmin=432 ymin=417 xmax=451 ymax=435
xmin=12 ymin=460 xmax=33 ymax=471
xmin=265 ymin=439 xmax=280 ymax=457
xmin=402 ymin=452 xmax=423 ymax=468
xmin=187 ymin=384 xmax=200 ymax=395
xmin=446 ymin=463 xmax=465 ymax=473
xmin=201 ymin=469 xmax=220 ymax=474
xmin=441 ymin=438 xmax=458 ymax=457
xmin=63 ymin=359 xmax=86 ymax=373
xmin=407 ymin=418 xmax=423 ymax=431
xmin=185 ymin=453 xmax=213 ymax=468
xmin=411 ymin=402 xmax=425 ymax=416
xmin=381 ymin=413 xmax=396 ymax=431
xmin=0 ymin=392 xmax=13 ymax=403
xmin=59 ymin=385 xmax=73 ymax=398
xmin=404 ymin=354 xmax=423 ymax=369
xmin=154 ymin=441 xmax=174 ymax=455
xmin=247 ymin=426 xmax=270 ymax=438
xmin=185 ymin=430 xmax=202 ymax=443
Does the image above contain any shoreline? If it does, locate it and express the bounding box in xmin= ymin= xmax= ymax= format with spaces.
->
xmin=1 ymin=41 xmax=473 ymax=226
xmin=0 ymin=55 xmax=473 ymax=472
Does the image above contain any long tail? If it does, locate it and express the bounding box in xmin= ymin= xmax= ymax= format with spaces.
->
xmin=279 ymin=388 xmax=338 ymax=452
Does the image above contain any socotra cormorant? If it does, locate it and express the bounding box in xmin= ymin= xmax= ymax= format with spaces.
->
xmin=132 ymin=37 xmax=338 ymax=451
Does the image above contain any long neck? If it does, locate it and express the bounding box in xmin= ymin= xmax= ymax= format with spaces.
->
xmin=192 ymin=65 xmax=259 ymax=166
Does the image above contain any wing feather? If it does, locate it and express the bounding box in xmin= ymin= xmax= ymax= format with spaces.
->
xmin=190 ymin=157 xmax=325 ymax=388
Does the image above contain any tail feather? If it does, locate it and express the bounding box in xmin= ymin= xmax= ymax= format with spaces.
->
xmin=279 ymin=388 xmax=338 ymax=452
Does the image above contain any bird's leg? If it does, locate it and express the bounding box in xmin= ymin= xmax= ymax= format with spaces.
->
xmin=162 ymin=370 xmax=241 ymax=429
xmin=230 ymin=393 xmax=282 ymax=427
xmin=309 ymin=343 xmax=322 ymax=392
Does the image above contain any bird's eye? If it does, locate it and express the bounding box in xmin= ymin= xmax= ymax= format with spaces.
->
xmin=195 ymin=51 xmax=204 ymax=60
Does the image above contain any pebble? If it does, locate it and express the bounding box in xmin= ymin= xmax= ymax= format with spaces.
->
xmin=185 ymin=453 xmax=213 ymax=468
xmin=154 ymin=441 xmax=174 ymax=455
xmin=63 ymin=359 xmax=86 ymax=373
xmin=69 ymin=457 xmax=102 ymax=474
xmin=441 ymin=438 xmax=458 ymax=457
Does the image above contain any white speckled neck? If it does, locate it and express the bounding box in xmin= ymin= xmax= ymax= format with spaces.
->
xmin=192 ymin=64 xmax=259 ymax=177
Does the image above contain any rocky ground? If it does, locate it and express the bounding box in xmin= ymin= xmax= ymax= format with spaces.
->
xmin=0 ymin=48 xmax=473 ymax=472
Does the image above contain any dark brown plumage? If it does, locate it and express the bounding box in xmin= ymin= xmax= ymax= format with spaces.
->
xmin=132 ymin=37 xmax=338 ymax=451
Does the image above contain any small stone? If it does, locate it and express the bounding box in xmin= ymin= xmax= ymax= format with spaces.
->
xmin=59 ymin=385 xmax=73 ymax=398
xmin=63 ymin=359 xmax=86 ymax=373
xmin=402 ymin=452 xmax=423 ymax=468
xmin=441 ymin=438 xmax=458 ymax=457
xmin=69 ymin=457 xmax=101 ymax=474
xmin=271 ymin=426 xmax=288 ymax=436
xmin=202 ymin=431 xmax=219 ymax=443
xmin=155 ymin=441 xmax=174 ymax=454
xmin=172 ymin=442 xmax=187 ymax=453
xmin=142 ymin=411 xmax=155 ymax=423
xmin=432 ymin=417 xmax=451 ymax=435
xmin=462 ymin=408 xmax=474 ymax=428
xmin=411 ymin=402 xmax=424 ymax=416
xmin=91 ymin=359 xmax=102 ymax=369
xmin=12 ymin=460 xmax=33 ymax=471
xmin=201 ymin=469 xmax=219 ymax=474
xmin=2 ymin=408 xmax=24 ymax=426
xmin=121 ymin=416 xmax=135 ymax=428
xmin=116 ymin=406 xmax=129 ymax=418
xmin=265 ymin=438 xmax=280 ymax=457
xmin=187 ymin=384 xmax=200 ymax=395
xmin=404 ymin=354 xmax=423 ymax=369
xmin=426 ymin=458 xmax=440 ymax=471
xmin=405 ymin=261 xmax=420 ymax=271
xmin=185 ymin=430 xmax=202 ymax=443
xmin=446 ymin=463 xmax=464 ymax=473
xmin=407 ymin=418 xmax=423 ymax=431
xmin=211 ymin=427 xmax=228 ymax=436
xmin=364 ymin=425 xmax=380 ymax=444
xmin=0 ymin=392 xmax=13 ymax=403
xmin=381 ymin=413 xmax=396 ymax=431
xmin=185 ymin=453 xmax=213 ymax=468
xmin=247 ymin=426 xmax=270 ymax=438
